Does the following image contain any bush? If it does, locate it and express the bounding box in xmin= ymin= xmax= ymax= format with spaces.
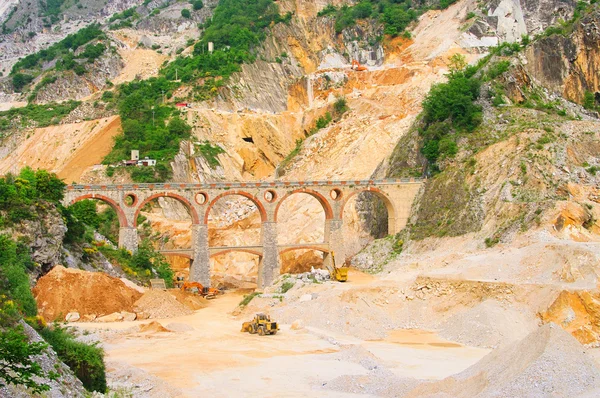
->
xmin=192 ymin=0 xmax=204 ymax=10
xmin=334 ymin=96 xmax=349 ymax=115
xmin=280 ymin=281 xmax=294 ymax=294
xmin=12 ymin=73 xmax=34 ymax=92
xmin=486 ymin=60 xmax=510 ymax=80
xmin=181 ymin=9 xmax=191 ymax=19
xmin=38 ymin=324 xmax=107 ymax=393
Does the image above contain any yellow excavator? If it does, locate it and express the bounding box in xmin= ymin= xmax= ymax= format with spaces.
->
xmin=328 ymin=251 xmax=348 ymax=282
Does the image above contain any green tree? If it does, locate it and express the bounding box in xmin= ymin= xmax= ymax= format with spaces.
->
xmin=69 ymin=200 xmax=100 ymax=228
xmin=0 ymin=319 xmax=55 ymax=394
xmin=181 ymin=9 xmax=191 ymax=19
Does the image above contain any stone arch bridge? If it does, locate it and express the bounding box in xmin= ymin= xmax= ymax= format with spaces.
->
xmin=64 ymin=179 xmax=423 ymax=288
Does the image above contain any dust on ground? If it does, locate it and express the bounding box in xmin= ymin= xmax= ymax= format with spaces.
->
xmin=73 ymin=290 xmax=490 ymax=397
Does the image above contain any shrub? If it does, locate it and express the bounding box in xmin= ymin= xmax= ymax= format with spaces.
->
xmin=280 ymin=281 xmax=294 ymax=294
xmin=38 ymin=324 xmax=107 ymax=393
xmin=239 ymin=292 xmax=260 ymax=307
xmin=334 ymin=96 xmax=349 ymax=115
xmin=181 ymin=9 xmax=191 ymax=19
xmin=12 ymin=73 xmax=34 ymax=92
xmin=192 ymin=0 xmax=204 ymax=10
xmin=486 ymin=60 xmax=510 ymax=80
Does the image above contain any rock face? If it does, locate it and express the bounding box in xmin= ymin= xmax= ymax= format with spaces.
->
xmin=10 ymin=204 xmax=67 ymax=276
xmin=526 ymin=10 xmax=600 ymax=103
xmin=541 ymin=290 xmax=600 ymax=345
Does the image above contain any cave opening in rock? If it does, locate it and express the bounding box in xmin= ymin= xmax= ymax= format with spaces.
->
xmin=242 ymin=136 xmax=254 ymax=143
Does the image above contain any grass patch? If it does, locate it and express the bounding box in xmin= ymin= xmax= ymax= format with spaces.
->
xmin=239 ymin=292 xmax=260 ymax=307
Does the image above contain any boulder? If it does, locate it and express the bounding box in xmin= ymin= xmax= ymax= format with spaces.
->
xmin=299 ymin=294 xmax=312 ymax=302
xmin=121 ymin=311 xmax=137 ymax=322
xmin=97 ymin=312 xmax=124 ymax=322
xmin=65 ymin=312 xmax=80 ymax=322
xmin=291 ymin=319 xmax=304 ymax=330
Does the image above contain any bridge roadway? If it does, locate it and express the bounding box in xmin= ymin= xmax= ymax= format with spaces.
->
xmin=64 ymin=178 xmax=424 ymax=288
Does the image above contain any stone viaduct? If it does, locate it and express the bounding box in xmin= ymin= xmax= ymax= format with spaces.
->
xmin=64 ymin=179 xmax=423 ymax=288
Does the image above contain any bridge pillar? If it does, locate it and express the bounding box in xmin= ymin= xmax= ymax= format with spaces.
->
xmin=324 ymin=217 xmax=345 ymax=267
xmin=258 ymin=222 xmax=279 ymax=289
xmin=118 ymin=227 xmax=138 ymax=253
xmin=190 ymin=224 xmax=210 ymax=286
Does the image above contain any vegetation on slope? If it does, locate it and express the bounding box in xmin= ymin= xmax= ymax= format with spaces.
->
xmin=0 ymin=169 xmax=107 ymax=393
xmin=68 ymin=199 xmax=175 ymax=286
xmin=318 ymin=0 xmax=458 ymax=36
xmin=162 ymin=0 xmax=291 ymax=99
xmin=10 ymin=24 xmax=106 ymax=91
xmin=0 ymin=101 xmax=80 ymax=135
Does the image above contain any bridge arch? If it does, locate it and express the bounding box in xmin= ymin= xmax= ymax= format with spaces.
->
xmin=134 ymin=192 xmax=199 ymax=226
xmin=340 ymin=187 xmax=397 ymax=234
xmin=274 ymin=188 xmax=333 ymax=222
xmin=203 ymin=191 xmax=267 ymax=224
xmin=279 ymin=245 xmax=329 ymax=255
xmin=209 ymin=248 xmax=263 ymax=258
xmin=69 ymin=194 xmax=129 ymax=228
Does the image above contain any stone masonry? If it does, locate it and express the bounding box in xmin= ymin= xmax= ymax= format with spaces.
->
xmin=63 ymin=179 xmax=423 ymax=288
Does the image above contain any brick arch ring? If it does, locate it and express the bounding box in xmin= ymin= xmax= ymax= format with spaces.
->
xmin=274 ymin=188 xmax=334 ymax=222
xmin=339 ymin=187 xmax=396 ymax=220
xmin=134 ymin=193 xmax=200 ymax=227
xmin=209 ymin=248 xmax=264 ymax=258
xmin=278 ymin=245 xmax=330 ymax=255
xmin=69 ymin=194 xmax=129 ymax=228
xmin=204 ymin=190 xmax=267 ymax=224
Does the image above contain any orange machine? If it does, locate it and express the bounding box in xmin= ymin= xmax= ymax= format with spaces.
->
xmin=351 ymin=59 xmax=367 ymax=71
xmin=180 ymin=281 xmax=221 ymax=299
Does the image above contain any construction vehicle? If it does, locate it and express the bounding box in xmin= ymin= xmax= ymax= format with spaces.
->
xmin=241 ymin=313 xmax=279 ymax=336
xmin=351 ymin=59 xmax=367 ymax=71
xmin=328 ymin=251 xmax=349 ymax=282
xmin=180 ymin=281 xmax=221 ymax=299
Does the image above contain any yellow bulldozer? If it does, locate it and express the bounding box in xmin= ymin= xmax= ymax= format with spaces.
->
xmin=328 ymin=251 xmax=348 ymax=282
xmin=241 ymin=313 xmax=279 ymax=336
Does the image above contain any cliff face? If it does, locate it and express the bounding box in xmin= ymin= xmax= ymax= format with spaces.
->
xmin=526 ymin=10 xmax=600 ymax=104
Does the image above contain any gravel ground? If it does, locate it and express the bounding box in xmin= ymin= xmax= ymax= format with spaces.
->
xmin=406 ymin=323 xmax=600 ymax=397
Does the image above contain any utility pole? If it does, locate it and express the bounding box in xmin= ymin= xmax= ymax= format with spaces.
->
xmin=175 ymin=69 xmax=178 ymax=81
xmin=162 ymin=89 xmax=165 ymax=104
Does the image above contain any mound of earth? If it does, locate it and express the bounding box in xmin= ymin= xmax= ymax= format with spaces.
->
xmin=133 ymin=290 xmax=193 ymax=319
xmin=407 ymin=323 xmax=600 ymax=397
xmin=33 ymin=266 xmax=143 ymax=321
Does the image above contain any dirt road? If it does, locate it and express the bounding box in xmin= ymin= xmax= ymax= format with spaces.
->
xmin=75 ymin=291 xmax=488 ymax=397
